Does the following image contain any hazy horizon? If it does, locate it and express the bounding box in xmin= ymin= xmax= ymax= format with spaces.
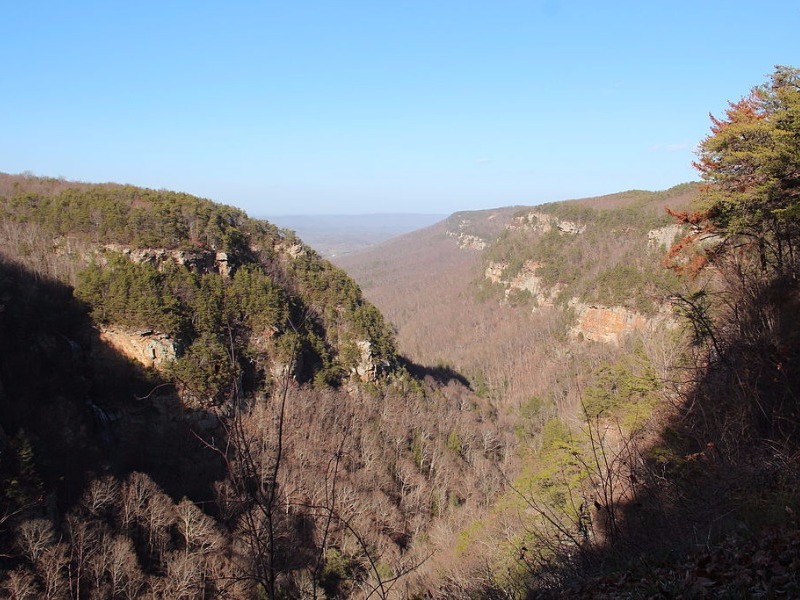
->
xmin=266 ymin=212 xmax=447 ymax=257
xmin=263 ymin=212 xmax=448 ymax=218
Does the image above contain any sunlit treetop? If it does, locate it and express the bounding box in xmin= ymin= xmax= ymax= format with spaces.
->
xmin=671 ymin=66 xmax=800 ymax=277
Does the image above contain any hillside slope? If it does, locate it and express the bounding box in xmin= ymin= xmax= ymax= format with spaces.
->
xmin=339 ymin=166 xmax=800 ymax=597
xmin=336 ymin=185 xmax=696 ymax=409
xmin=336 ymin=185 xmax=735 ymax=593
xmin=0 ymin=173 xmax=504 ymax=598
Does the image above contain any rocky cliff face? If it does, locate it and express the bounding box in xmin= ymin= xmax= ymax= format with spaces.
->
xmin=485 ymin=260 xmax=563 ymax=308
xmin=279 ymin=241 xmax=308 ymax=259
xmin=98 ymin=326 xmax=178 ymax=370
xmin=350 ymin=339 xmax=391 ymax=382
xmin=569 ymin=302 xmax=676 ymax=345
xmin=647 ymin=224 xmax=684 ymax=250
xmin=510 ymin=211 xmax=587 ymax=235
xmin=446 ymin=219 xmax=489 ymax=250
xmin=102 ymin=244 xmax=234 ymax=277
xmin=484 ymin=262 xmax=676 ymax=344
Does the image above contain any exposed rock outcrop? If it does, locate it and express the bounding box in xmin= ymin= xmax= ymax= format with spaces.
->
xmin=98 ymin=326 xmax=178 ymax=370
xmin=455 ymin=233 xmax=487 ymax=250
xmin=101 ymin=244 xmax=235 ymax=277
xmin=485 ymin=260 xmax=562 ymax=308
xmin=484 ymin=261 xmax=507 ymax=285
xmin=508 ymin=263 xmax=564 ymax=308
xmin=557 ymin=220 xmax=586 ymax=235
xmin=510 ymin=211 xmax=586 ymax=235
xmin=351 ymin=339 xmax=389 ymax=382
xmin=569 ymin=302 xmax=675 ymax=345
xmin=215 ymin=251 xmax=232 ymax=278
xmin=282 ymin=243 xmax=307 ymax=259
xmin=647 ymin=224 xmax=684 ymax=250
xmin=446 ymin=219 xmax=488 ymax=250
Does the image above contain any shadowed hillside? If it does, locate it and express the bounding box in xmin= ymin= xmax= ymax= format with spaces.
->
xmin=0 ymin=173 xmax=505 ymax=598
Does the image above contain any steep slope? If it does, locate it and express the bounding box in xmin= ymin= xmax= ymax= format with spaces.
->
xmin=337 ymin=184 xmax=707 ymax=593
xmin=336 ymin=208 xmax=517 ymax=375
xmin=340 ymin=172 xmax=800 ymax=597
xmin=1 ymin=176 xmax=403 ymax=391
xmin=0 ymin=174 xmax=504 ymax=598
xmin=336 ymin=185 xmax=696 ymax=409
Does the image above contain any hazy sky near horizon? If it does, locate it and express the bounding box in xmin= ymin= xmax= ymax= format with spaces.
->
xmin=2 ymin=1 xmax=798 ymax=216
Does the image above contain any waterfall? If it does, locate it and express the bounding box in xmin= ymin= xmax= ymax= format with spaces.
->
xmin=87 ymin=401 xmax=114 ymax=447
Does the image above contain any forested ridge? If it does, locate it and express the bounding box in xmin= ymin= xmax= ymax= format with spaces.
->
xmin=338 ymin=180 xmax=704 ymax=596
xmin=2 ymin=65 xmax=800 ymax=599
xmin=479 ymin=184 xmax=695 ymax=314
xmin=0 ymin=175 xmax=503 ymax=598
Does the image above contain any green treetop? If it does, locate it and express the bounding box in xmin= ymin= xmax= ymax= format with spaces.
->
xmin=690 ymin=65 xmax=800 ymax=276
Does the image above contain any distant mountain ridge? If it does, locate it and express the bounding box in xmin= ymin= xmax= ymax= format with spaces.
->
xmin=265 ymin=212 xmax=446 ymax=257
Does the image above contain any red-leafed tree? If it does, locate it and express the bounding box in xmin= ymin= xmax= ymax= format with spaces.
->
xmin=667 ymin=66 xmax=800 ymax=450
xmin=676 ymin=65 xmax=800 ymax=277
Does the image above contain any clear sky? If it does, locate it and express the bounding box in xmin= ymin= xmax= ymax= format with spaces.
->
xmin=2 ymin=1 xmax=798 ymax=216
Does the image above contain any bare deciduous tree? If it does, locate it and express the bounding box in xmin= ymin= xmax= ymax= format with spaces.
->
xmin=1 ymin=567 xmax=40 ymax=600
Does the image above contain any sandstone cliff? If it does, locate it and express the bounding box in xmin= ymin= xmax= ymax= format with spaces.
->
xmin=568 ymin=302 xmax=675 ymax=345
xmin=98 ymin=326 xmax=178 ymax=370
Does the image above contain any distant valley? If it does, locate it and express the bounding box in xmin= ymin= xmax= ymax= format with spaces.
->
xmin=265 ymin=213 xmax=446 ymax=257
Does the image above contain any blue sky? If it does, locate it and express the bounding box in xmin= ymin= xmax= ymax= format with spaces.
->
xmin=2 ymin=1 xmax=798 ymax=216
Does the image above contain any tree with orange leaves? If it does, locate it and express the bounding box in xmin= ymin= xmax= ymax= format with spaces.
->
xmin=689 ymin=65 xmax=800 ymax=277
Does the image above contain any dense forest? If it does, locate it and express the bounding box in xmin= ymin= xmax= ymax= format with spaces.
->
xmin=1 ymin=65 xmax=800 ymax=598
